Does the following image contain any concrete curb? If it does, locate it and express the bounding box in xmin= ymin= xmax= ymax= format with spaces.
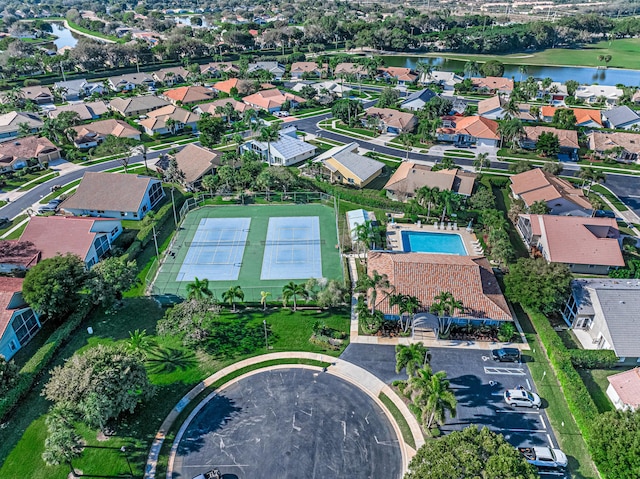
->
xmin=144 ymin=352 xmax=424 ymax=479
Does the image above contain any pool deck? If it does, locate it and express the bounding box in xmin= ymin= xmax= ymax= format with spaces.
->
xmin=386 ymin=222 xmax=484 ymax=255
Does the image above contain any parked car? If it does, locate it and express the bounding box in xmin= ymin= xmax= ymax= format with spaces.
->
xmin=491 ymin=347 xmax=521 ymax=362
xmin=0 ymin=217 xmax=9 ymax=227
xmin=594 ymin=209 xmax=616 ymax=219
xmin=504 ymin=388 xmax=541 ymax=408
xmin=47 ymin=199 xmax=63 ymax=207
xmin=37 ymin=204 xmax=57 ymax=214
xmin=518 ymin=446 xmax=568 ymax=470
xmin=192 ymin=470 xmax=222 ymax=479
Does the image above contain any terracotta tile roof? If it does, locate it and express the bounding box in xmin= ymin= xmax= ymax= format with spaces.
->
xmin=334 ymin=63 xmax=368 ymax=76
xmin=61 ymin=172 xmax=157 ymax=213
xmin=540 ymin=106 xmax=603 ymax=126
xmin=365 ymin=107 xmax=417 ymax=130
xmin=523 ymin=214 xmax=624 ymax=267
xmin=0 ymin=277 xmax=24 ymax=340
xmin=138 ymin=105 xmax=200 ymax=132
xmin=472 ymin=77 xmax=514 ymax=91
xmin=0 ymin=240 xmax=40 ymax=268
xmin=72 ymin=119 xmax=140 ymax=140
xmin=367 ymin=252 xmax=512 ymax=320
xmin=380 ymin=67 xmax=418 ymax=82
xmin=163 ymin=86 xmax=215 ymax=104
xmin=522 ymin=126 xmax=579 ymax=149
xmin=242 ymin=89 xmax=305 ymax=110
xmin=478 ymin=95 xmax=506 ymax=115
xmin=156 ymin=143 xmax=222 ymax=184
xmin=49 ymin=101 xmax=109 ymax=121
xmin=588 ymin=131 xmax=640 ymax=154
xmin=439 ymin=115 xmax=499 ymax=140
xmin=213 ymin=78 xmax=241 ymax=94
xmin=607 ymin=368 xmax=640 ymax=408
xmin=0 ymin=136 xmax=59 ymax=164
xmin=197 ymin=98 xmax=248 ymax=115
xmin=20 ymin=216 xmax=113 ymax=262
xmin=384 ymin=162 xmax=475 ymax=197
xmin=290 ymin=62 xmax=326 ymax=74
xmin=510 ymin=168 xmax=591 ymax=210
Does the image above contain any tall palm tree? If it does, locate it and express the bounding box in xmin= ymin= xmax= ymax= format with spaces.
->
xmin=222 ymin=285 xmax=244 ymax=312
xmin=401 ymin=295 xmax=422 ymax=333
xmin=422 ymin=371 xmax=457 ymax=429
xmin=518 ymin=65 xmax=529 ymax=81
xmin=404 ymin=366 xmax=434 ymax=407
xmin=356 ymin=271 xmax=392 ymax=314
xmin=416 ymin=186 xmax=440 ymax=220
xmin=232 ymin=133 xmax=244 ymax=155
xmin=438 ymin=189 xmax=460 ymax=222
xmin=395 ymin=343 xmax=430 ymax=378
xmin=186 ymin=277 xmax=213 ymax=300
xmin=259 ymin=125 xmax=280 ymax=165
xmin=398 ymin=133 xmax=413 ymax=160
xmin=503 ymin=98 xmax=521 ymax=120
xmin=498 ymin=118 xmax=524 ymax=150
xmin=463 ymin=61 xmax=479 ymax=78
xmin=473 ymin=152 xmax=490 ymax=172
xmin=282 ymin=282 xmax=308 ymax=311
xmin=260 ymin=291 xmax=271 ymax=311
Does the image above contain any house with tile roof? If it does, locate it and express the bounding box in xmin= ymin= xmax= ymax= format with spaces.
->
xmin=536 ymin=81 xmax=568 ymax=104
xmin=242 ymin=89 xmax=305 ymax=113
xmin=517 ymin=214 xmax=624 ymax=274
xmin=400 ymin=88 xmax=437 ymax=111
xmin=60 ymin=172 xmax=164 ymax=220
xmin=601 ymin=106 xmax=640 ymax=130
xmin=0 ymin=277 xmax=40 ymax=361
xmin=20 ymin=216 xmax=123 ymax=269
xmin=155 ymin=143 xmax=222 ymax=190
xmin=510 ymin=168 xmax=592 ymax=216
xmin=212 ymin=78 xmax=243 ymax=94
xmin=195 ymin=98 xmax=248 ymax=118
xmin=200 ymin=62 xmax=240 ymax=77
xmin=108 ymin=73 xmax=155 ymax=92
xmin=109 ymin=95 xmax=170 ymax=117
xmin=20 ymin=85 xmax=53 ymax=104
xmin=363 ymin=107 xmax=417 ymax=135
xmin=519 ymin=126 xmax=579 ymax=160
xmin=540 ymin=106 xmax=603 ymax=128
xmin=378 ymin=67 xmax=418 ymax=86
xmin=334 ymin=63 xmax=368 ymax=79
xmin=152 ymin=66 xmax=190 ymax=86
xmin=562 ymin=279 xmax=640 ymax=365
xmin=53 ymin=78 xmax=105 ymax=101
xmin=71 ymin=119 xmax=141 ymax=149
xmin=471 ymin=77 xmax=514 ymax=94
xmin=240 ymin=126 xmax=316 ymax=166
xmin=0 ymin=112 xmax=43 ymax=142
xmin=49 ymin=101 xmax=109 ymax=121
xmin=384 ymin=162 xmax=475 ymax=201
xmin=0 ymin=135 xmax=61 ymax=172
xmin=139 ymin=105 xmax=200 ymax=136
xmin=367 ymin=251 xmax=513 ymax=324
xmin=0 ymin=240 xmax=40 ymax=273
xmin=607 ymin=368 xmax=640 ymax=410
xmin=575 ymin=84 xmax=623 ymax=106
xmin=290 ymin=62 xmax=327 ymax=80
xmin=246 ymin=61 xmax=286 ymax=80
xmin=162 ymin=86 xmax=216 ymax=105
xmin=587 ymin=131 xmax=640 ymax=163
xmin=419 ymin=71 xmax=463 ymax=91
xmin=436 ymin=115 xmax=500 ymax=147
xmin=314 ymin=142 xmax=384 ymax=188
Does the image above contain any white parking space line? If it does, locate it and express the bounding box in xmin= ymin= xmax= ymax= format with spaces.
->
xmin=547 ymin=433 xmax=555 ymax=448
xmin=484 ymin=367 xmax=527 ymax=375
xmin=526 ymin=378 xmax=531 ymax=389
xmin=495 ymin=409 xmax=543 ymax=415
xmin=502 ymin=428 xmax=548 ymax=433
xmin=540 ymin=416 xmax=547 ymax=429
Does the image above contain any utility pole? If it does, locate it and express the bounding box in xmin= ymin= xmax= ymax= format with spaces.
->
xmin=60 ymin=63 xmax=66 ymax=81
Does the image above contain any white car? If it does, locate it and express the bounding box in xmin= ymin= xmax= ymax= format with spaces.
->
xmin=519 ymin=446 xmax=568 ymax=470
xmin=504 ymin=388 xmax=541 ymax=408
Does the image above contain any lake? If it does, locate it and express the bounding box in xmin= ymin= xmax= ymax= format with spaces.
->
xmin=382 ymin=55 xmax=640 ymax=87
xmin=50 ymin=22 xmax=79 ymax=50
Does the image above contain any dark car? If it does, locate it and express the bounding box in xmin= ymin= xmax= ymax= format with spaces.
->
xmin=491 ymin=347 xmax=521 ymax=362
xmin=594 ymin=209 xmax=616 ymax=219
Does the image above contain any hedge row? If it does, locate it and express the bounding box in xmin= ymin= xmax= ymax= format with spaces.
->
xmin=0 ymin=302 xmax=93 ymax=420
xmin=527 ymin=309 xmax=600 ymax=442
xmin=568 ymin=349 xmax=619 ymax=369
xmin=307 ymin=179 xmax=405 ymax=213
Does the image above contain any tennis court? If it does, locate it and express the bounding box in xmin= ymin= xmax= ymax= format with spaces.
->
xmin=152 ymin=204 xmax=343 ymax=301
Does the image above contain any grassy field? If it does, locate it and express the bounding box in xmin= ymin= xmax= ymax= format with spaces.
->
xmin=0 ymin=298 xmax=350 ymax=479
xmin=430 ymin=38 xmax=640 ymax=70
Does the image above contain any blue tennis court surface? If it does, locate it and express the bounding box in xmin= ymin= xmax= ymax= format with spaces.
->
xmin=261 ymin=216 xmax=323 ymax=280
xmin=177 ymin=218 xmax=250 ymax=281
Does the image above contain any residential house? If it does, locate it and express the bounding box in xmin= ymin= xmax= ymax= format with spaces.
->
xmin=419 ymin=71 xmax=463 ymax=91
xmin=378 ymin=67 xmax=418 ymax=86
xmin=540 ymin=106 xmax=603 ymax=128
xmin=607 ymin=369 xmax=640 ymax=410
xmin=20 ymin=85 xmax=53 ymax=104
xmin=450 ymin=97 xmax=468 ymax=115
xmin=536 ymin=81 xmax=568 ymax=104
xmin=0 ymin=277 xmax=41 ymax=361
xmin=162 ymin=86 xmax=216 ymax=105
xmin=290 ymin=62 xmax=327 ymax=80
xmin=291 ymin=81 xmax=352 ymax=99
xmin=471 ymin=77 xmax=514 ymax=95
xmin=242 ymin=89 xmax=305 ymax=113
xmin=400 ymin=88 xmax=437 ymax=111
xmin=562 ymin=278 xmax=640 ymax=365
xmin=20 ymin=216 xmax=123 ymax=268
xmin=212 ymin=78 xmax=242 ymax=95
xmin=71 ymin=119 xmax=141 ymax=149
xmin=155 ymin=143 xmax=223 ymax=190
xmin=240 ymin=126 xmax=316 ymax=166
xmin=601 ymin=106 xmax=640 ymax=130
xmin=109 ymin=95 xmax=170 ymax=117
xmin=108 ymin=73 xmax=155 ymax=92
xmin=139 ymin=105 xmax=200 ymax=136
xmin=0 ymin=240 xmax=40 ymax=273
xmin=384 ymin=162 xmax=475 ymax=201
xmin=510 ymin=168 xmax=592 ymax=216
xmin=246 ymin=61 xmax=286 ymax=80
xmin=53 ymin=78 xmax=105 ymax=101
xmin=195 ymin=98 xmax=248 ymax=117
xmin=346 ymin=209 xmax=373 ymax=245
xmin=587 ymin=131 xmax=640 ymax=163
xmin=363 ymin=107 xmax=417 ymax=135
xmin=152 ymin=66 xmax=190 ymax=86
xmin=334 ymin=63 xmax=368 ymax=79
xmin=61 ymin=172 xmax=164 ymax=221
xmin=575 ymin=84 xmax=623 ymax=106
xmin=0 ymin=135 xmax=61 ymax=172
xmin=519 ymin=126 xmax=580 ymax=161
xmin=516 ymin=214 xmax=624 ymax=274
xmin=477 ymin=96 xmax=536 ymax=121
xmin=48 ymin=101 xmax=109 ymax=121
xmin=436 ymin=115 xmax=500 ymax=147
xmin=367 ymin=252 xmax=513 ymax=325
xmin=632 ymin=90 xmax=640 ymax=104
xmin=0 ymin=112 xmax=43 ymax=142
xmin=314 ymin=142 xmax=384 ymax=188
xmin=131 ymin=31 xmax=162 ymax=45
xmin=200 ymin=62 xmax=240 ymax=77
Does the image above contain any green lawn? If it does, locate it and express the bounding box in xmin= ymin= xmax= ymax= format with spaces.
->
xmin=2 ymin=169 xmax=59 ymax=191
xmin=330 ymin=121 xmax=378 ymax=138
xmin=0 ymin=298 xmax=350 ymax=479
xmin=590 ymin=184 xmax=628 ymax=211
xmin=0 ymin=214 xmax=28 ymax=238
xmin=577 ymin=368 xmax=627 ymax=414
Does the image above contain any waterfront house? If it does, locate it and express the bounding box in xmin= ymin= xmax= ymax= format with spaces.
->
xmin=378 ymin=67 xmax=418 ymax=86
xmin=436 ymin=115 xmax=500 ymax=147
xmin=333 ymin=63 xmax=368 ymax=79
xmin=471 ymin=77 xmax=514 ymax=95
xmin=575 ymin=84 xmax=623 ymax=106
xmin=419 ymin=71 xmax=463 ymax=91
xmin=519 ymin=126 xmax=579 ymax=160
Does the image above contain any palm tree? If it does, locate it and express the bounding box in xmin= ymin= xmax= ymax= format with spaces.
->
xmin=259 ymin=125 xmax=280 ymax=165
xmin=421 ymin=371 xmax=457 ymax=429
xmin=438 ymin=189 xmax=460 ymax=222
xmin=186 ymin=277 xmax=213 ymax=300
xmin=581 ymin=168 xmax=606 ymax=195
xmin=473 ymin=152 xmax=490 ymax=172
xmin=282 ymin=282 xmax=308 ymax=311
xmin=401 ymin=295 xmax=422 ymax=334
xmin=404 ymin=365 xmax=434 ymax=408
xmin=503 ymin=98 xmax=521 ymax=120
xmin=222 ymin=285 xmax=244 ymax=312
xmin=202 ymin=174 xmax=218 ymax=195
xmin=518 ymin=65 xmax=529 ymax=81
xmin=395 ymin=343 xmax=430 ymax=378
xmin=356 ymin=271 xmax=392 ymax=314
xmin=128 ymin=329 xmax=153 ymax=354
xmin=416 ymin=186 xmax=440 ymax=220
xmin=498 ymin=118 xmax=524 ymax=150
xmin=232 ymin=133 xmax=244 ymax=155
xmin=415 ymin=60 xmax=433 ymax=81
xmin=463 ymin=61 xmax=479 ymax=78
xmin=398 ymin=133 xmax=413 ymax=160
xmin=260 ymin=291 xmax=271 ymax=311
xmin=166 ymin=118 xmax=177 ymax=135
xmin=430 ymin=291 xmax=457 ymax=338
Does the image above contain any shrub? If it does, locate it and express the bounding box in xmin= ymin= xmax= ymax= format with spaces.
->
xmin=497 ymin=322 xmax=516 ymax=342
xmin=568 ymin=349 xmax=618 ymax=369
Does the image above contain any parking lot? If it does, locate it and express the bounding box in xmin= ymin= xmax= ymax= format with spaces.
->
xmin=341 ymin=344 xmax=560 ymax=454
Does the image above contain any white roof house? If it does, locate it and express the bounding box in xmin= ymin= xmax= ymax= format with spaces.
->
xmin=240 ymin=126 xmax=316 ymax=166
xmin=575 ymin=84 xmax=623 ymax=105
xmin=420 ymin=71 xmax=463 ymax=91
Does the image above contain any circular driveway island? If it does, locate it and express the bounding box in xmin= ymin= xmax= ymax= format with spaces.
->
xmin=170 ymin=368 xmax=403 ymax=479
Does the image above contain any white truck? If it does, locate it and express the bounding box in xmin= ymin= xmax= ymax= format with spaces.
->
xmin=519 ymin=446 xmax=568 ymax=470
xmin=192 ymin=470 xmax=222 ymax=479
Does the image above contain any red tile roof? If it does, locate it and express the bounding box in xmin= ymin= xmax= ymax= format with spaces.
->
xmin=367 ymin=252 xmax=512 ymax=320
xmin=510 ymin=168 xmax=591 ymax=210
xmin=0 ymin=240 xmax=40 ymax=268
xmin=438 ymin=115 xmax=499 ymax=140
xmin=540 ymin=106 xmax=603 ymax=126
xmin=162 ymin=86 xmax=215 ymax=104
xmin=0 ymin=277 xmax=24 ymax=340
xmin=608 ymin=368 xmax=640 ymax=409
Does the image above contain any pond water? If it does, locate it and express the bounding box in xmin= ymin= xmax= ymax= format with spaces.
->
xmin=50 ymin=22 xmax=79 ymax=50
xmin=382 ymin=55 xmax=640 ymax=87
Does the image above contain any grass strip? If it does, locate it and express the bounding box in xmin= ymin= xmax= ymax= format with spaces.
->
xmin=378 ymin=392 xmax=416 ymax=449
xmin=591 ymin=184 xmax=629 ymax=211
xmin=39 ymin=179 xmax=81 ymax=204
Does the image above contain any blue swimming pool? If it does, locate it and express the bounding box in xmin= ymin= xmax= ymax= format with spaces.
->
xmin=401 ymin=231 xmax=467 ymax=255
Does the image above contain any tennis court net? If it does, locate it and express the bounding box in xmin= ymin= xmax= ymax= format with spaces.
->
xmin=185 ymin=240 xmax=249 ymax=247
xmin=261 ymin=239 xmax=325 ymax=246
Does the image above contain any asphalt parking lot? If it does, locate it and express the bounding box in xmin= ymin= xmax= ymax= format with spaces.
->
xmin=341 ymin=344 xmax=559 ymax=450
xmin=171 ymin=368 xmax=403 ymax=479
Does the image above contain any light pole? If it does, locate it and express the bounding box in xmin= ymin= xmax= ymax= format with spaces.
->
xmin=263 ymin=320 xmax=268 ymax=350
xmin=152 ymin=223 xmax=159 ymax=258
xmin=120 ymin=446 xmax=133 ymax=477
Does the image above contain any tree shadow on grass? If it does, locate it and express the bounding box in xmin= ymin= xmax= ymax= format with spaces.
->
xmin=146 ymin=346 xmax=198 ymax=374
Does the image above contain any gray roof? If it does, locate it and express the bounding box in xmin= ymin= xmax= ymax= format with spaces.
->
xmin=401 ymin=88 xmax=436 ymax=105
xmin=109 ymin=95 xmax=169 ymax=114
xmin=328 ymin=147 xmax=384 ymax=182
xmin=603 ymin=106 xmax=640 ymax=127
xmin=247 ymin=61 xmax=285 ymax=73
xmin=53 ymin=79 xmax=88 ymax=94
xmin=573 ymin=278 xmax=640 ymax=357
xmin=269 ymin=133 xmax=315 ymax=160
